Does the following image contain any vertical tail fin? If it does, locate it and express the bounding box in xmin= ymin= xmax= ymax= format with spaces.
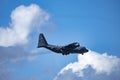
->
xmin=38 ymin=33 xmax=48 ymax=48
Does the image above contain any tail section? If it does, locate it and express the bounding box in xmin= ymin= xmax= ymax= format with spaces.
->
xmin=38 ymin=33 xmax=48 ymax=48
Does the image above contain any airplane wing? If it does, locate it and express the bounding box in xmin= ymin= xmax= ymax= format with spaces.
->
xmin=61 ymin=42 xmax=80 ymax=51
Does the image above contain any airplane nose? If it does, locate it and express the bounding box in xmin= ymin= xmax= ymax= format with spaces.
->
xmin=86 ymin=49 xmax=89 ymax=52
xmin=82 ymin=47 xmax=88 ymax=53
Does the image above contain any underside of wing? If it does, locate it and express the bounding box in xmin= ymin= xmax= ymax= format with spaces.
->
xmin=69 ymin=46 xmax=88 ymax=55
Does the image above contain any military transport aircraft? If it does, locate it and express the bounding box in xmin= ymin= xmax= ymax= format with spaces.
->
xmin=37 ymin=33 xmax=88 ymax=55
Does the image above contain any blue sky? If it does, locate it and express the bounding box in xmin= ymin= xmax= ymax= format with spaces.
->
xmin=0 ymin=0 xmax=120 ymax=80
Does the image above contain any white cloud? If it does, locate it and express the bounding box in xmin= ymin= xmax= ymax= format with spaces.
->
xmin=54 ymin=50 xmax=120 ymax=80
xmin=0 ymin=4 xmax=50 ymax=47
xmin=0 ymin=4 xmax=50 ymax=80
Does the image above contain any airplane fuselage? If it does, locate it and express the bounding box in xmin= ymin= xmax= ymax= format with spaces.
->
xmin=43 ymin=44 xmax=88 ymax=55
xmin=44 ymin=44 xmax=62 ymax=53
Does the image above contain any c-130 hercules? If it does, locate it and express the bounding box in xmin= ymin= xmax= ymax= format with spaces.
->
xmin=37 ymin=33 xmax=88 ymax=55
